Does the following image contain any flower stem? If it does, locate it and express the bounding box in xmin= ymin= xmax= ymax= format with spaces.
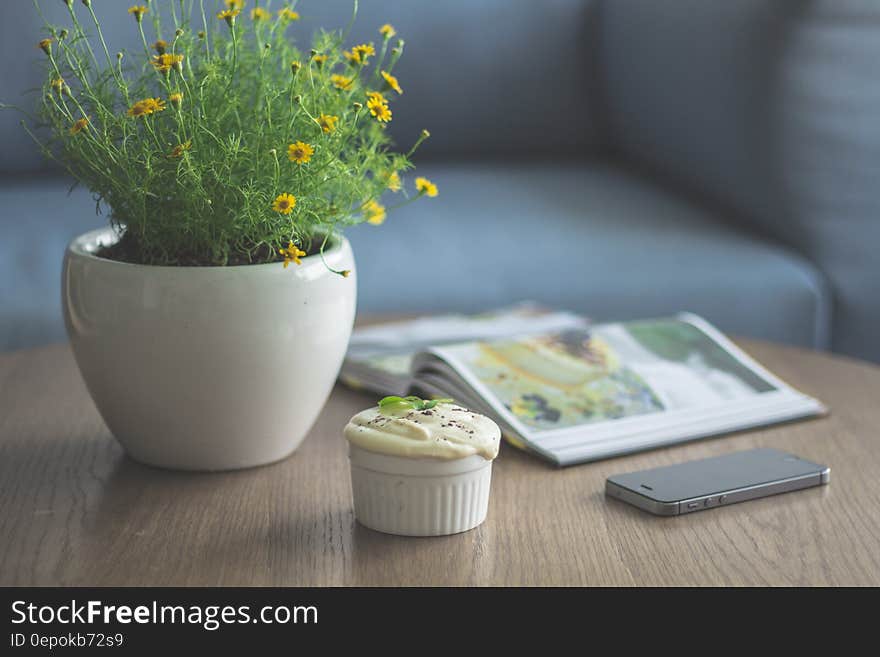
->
xmin=85 ymin=3 xmax=125 ymax=91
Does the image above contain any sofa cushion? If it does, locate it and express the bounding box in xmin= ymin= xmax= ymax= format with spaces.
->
xmin=347 ymin=162 xmax=831 ymax=350
xmin=599 ymin=0 xmax=880 ymax=361
xmin=0 ymin=177 xmax=106 ymax=351
xmin=0 ymin=163 xmax=830 ymax=353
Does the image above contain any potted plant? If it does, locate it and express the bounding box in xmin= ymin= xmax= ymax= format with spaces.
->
xmin=21 ymin=0 xmax=437 ymax=470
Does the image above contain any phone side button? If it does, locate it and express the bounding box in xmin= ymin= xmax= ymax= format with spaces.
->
xmin=718 ymin=495 xmax=728 ymax=504
xmin=686 ymin=501 xmax=700 ymax=511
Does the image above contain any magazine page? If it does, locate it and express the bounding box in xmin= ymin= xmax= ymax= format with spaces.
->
xmin=341 ymin=303 xmax=588 ymax=394
xmin=417 ymin=313 xmax=826 ymax=465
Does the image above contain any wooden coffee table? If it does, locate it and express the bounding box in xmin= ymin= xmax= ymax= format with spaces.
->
xmin=2 ymin=332 xmax=879 ymax=586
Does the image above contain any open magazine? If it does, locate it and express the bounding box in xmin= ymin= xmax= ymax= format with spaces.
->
xmin=341 ymin=303 xmax=589 ymax=395
xmin=341 ymin=309 xmax=826 ymax=466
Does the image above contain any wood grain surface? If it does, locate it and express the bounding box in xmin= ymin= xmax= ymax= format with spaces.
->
xmin=1 ymin=335 xmax=879 ymax=586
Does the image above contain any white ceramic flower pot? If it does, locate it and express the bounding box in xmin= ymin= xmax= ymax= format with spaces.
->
xmin=63 ymin=228 xmax=356 ymax=471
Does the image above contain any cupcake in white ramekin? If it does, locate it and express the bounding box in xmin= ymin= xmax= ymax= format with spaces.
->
xmin=344 ymin=399 xmax=501 ymax=536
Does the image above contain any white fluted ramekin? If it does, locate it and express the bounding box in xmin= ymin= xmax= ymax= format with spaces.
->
xmin=348 ymin=444 xmax=493 ymax=536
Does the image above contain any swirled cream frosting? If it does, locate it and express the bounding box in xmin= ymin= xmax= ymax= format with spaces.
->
xmin=344 ymin=403 xmax=501 ymax=460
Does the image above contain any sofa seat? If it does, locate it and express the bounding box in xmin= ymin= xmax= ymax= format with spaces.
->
xmin=0 ymin=162 xmax=830 ymax=352
xmin=347 ymin=162 xmax=830 ymax=349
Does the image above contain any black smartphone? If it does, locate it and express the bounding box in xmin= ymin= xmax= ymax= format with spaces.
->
xmin=605 ymin=448 xmax=830 ymax=516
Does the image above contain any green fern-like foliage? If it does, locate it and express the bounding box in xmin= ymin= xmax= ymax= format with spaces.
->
xmin=26 ymin=0 xmax=434 ymax=266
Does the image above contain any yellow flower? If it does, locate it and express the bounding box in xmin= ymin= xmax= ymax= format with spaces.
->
xmin=367 ymin=95 xmax=391 ymax=123
xmin=312 ymin=54 xmax=328 ymax=67
xmin=366 ymin=91 xmax=385 ymax=104
xmin=126 ymin=97 xmax=166 ymax=117
xmin=278 ymin=241 xmax=306 ymax=268
xmin=355 ymin=44 xmax=376 ymax=57
xmin=168 ymin=139 xmax=192 ymax=158
xmin=38 ymin=38 xmax=52 ymax=55
xmin=224 ymin=0 xmax=244 ymax=8
xmin=352 ymin=43 xmax=375 ymax=63
xmin=50 ymin=77 xmax=65 ymax=95
xmin=128 ymin=5 xmax=148 ymax=22
xmin=379 ymin=24 xmax=396 ymax=39
xmin=372 ymin=104 xmax=392 ymax=123
xmin=343 ymin=50 xmax=358 ymax=64
xmin=364 ymin=200 xmax=386 ymax=225
xmin=278 ymin=8 xmax=300 ymax=20
xmin=331 ymin=74 xmax=354 ymax=90
xmin=153 ymin=39 xmax=167 ymax=54
xmin=250 ymin=7 xmax=270 ymax=21
xmin=290 ymin=60 xmax=301 ymax=74
xmin=386 ymin=171 xmax=401 ymax=192
xmin=217 ymin=9 xmax=240 ymax=26
xmin=287 ymin=141 xmax=314 ymax=164
xmin=273 ymin=194 xmax=297 ymax=216
xmin=415 ymin=177 xmax=438 ymax=197
xmin=152 ymin=53 xmax=184 ymax=73
xmin=315 ymin=113 xmax=338 ymax=133
xmin=381 ymin=70 xmax=403 ymax=95
xmin=69 ymin=117 xmax=89 ymax=135
xmin=169 ymin=91 xmax=183 ymax=107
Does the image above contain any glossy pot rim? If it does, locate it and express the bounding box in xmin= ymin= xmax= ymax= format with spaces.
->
xmin=66 ymin=227 xmax=349 ymax=272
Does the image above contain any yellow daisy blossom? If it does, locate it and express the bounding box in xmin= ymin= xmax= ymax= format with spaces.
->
xmin=344 ymin=48 xmax=375 ymax=65
xmin=287 ymin=141 xmax=314 ymax=164
xmin=379 ymin=24 xmax=396 ymax=39
xmin=278 ymin=8 xmax=300 ymax=20
xmin=290 ymin=60 xmax=302 ymax=74
xmin=217 ymin=9 xmax=240 ymax=26
xmin=168 ymin=139 xmax=192 ymax=158
xmin=353 ymin=43 xmax=375 ymax=60
xmin=367 ymin=95 xmax=391 ymax=123
xmin=371 ymin=103 xmax=392 ymax=123
xmin=312 ymin=54 xmax=328 ymax=67
xmin=153 ymin=39 xmax=167 ymax=54
xmin=38 ymin=38 xmax=52 ymax=55
xmin=315 ymin=113 xmax=338 ymax=133
xmin=69 ymin=117 xmax=89 ymax=135
xmin=224 ymin=0 xmax=244 ymax=8
xmin=168 ymin=91 xmax=183 ymax=107
xmin=415 ymin=177 xmax=438 ymax=198
xmin=386 ymin=171 xmax=401 ymax=192
xmin=331 ymin=74 xmax=354 ymax=90
xmin=250 ymin=7 xmax=270 ymax=21
xmin=152 ymin=53 xmax=184 ymax=73
xmin=126 ymin=97 xmax=166 ymax=117
xmin=366 ymin=91 xmax=385 ymax=104
xmin=128 ymin=5 xmax=148 ymax=22
xmin=273 ymin=194 xmax=297 ymax=216
xmin=381 ymin=70 xmax=403 ymax=95
xmin=50 ymin=77 xmax=65 ymax=95
xmin=364 ymin=200 xmax=386 ymax=225
xmin=278 ymin=241 xmax=306 ymax=268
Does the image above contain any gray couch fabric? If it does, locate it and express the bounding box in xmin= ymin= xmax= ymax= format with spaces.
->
xmin=600 ymin=0 xmax=880 ymax=361
xmin=0 ymin=164 xmax=829 ymax=352
xmin=346 ymin=162 xmax=830 ymax=349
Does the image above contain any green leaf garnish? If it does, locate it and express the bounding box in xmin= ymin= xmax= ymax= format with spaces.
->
xmin=378 ymin=396 xmax=454 ymax=412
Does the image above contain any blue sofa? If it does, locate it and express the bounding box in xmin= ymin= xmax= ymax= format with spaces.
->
xmin=2 ymin=1 xmax=878 ymax=361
